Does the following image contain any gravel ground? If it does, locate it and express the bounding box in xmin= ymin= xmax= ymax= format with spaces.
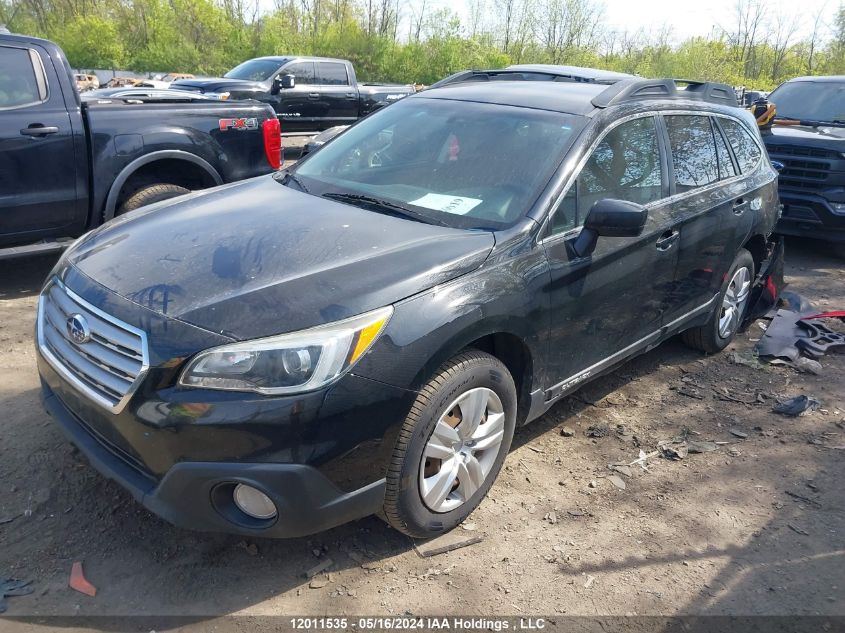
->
xmin=0 ymin=236 xmax=843 ymax=626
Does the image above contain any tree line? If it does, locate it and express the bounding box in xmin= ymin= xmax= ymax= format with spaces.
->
xmin=3 ymin=0 xmax=845 ymax=89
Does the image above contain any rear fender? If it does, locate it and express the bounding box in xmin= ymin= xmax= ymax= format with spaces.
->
xmin=103 ymin=150 xmax=223 ymax=221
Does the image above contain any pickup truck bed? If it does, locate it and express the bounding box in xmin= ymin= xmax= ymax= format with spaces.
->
xmin=0 ymin=32 xmax=280 ymax=257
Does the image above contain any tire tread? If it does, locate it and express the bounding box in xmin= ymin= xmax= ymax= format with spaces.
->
xmin=383 ymin=350 xmax=508 ymax=535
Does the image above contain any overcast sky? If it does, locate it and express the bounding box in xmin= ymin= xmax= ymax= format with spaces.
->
xmin=255 ymin=0 xmax=838 ymax=42
xmin=412 ymin=0 xmax=836 ymax=42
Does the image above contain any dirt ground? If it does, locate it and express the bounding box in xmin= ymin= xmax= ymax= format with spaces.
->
xmin=0 ymin=236 xmax=843 ymax=626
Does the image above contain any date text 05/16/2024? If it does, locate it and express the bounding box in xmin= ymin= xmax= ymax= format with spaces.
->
xmin=289 ymin=617 xmax=547 ymax=631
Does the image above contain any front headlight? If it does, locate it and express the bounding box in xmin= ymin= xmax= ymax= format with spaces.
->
xmin=211 ymin=91 xmax=231 ymax=100
xmin=178 ymin=306 xmax=393 ymax=394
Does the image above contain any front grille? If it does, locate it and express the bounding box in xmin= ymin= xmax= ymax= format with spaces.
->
xmin=37 ymin=279 xmax=149 ymax=413
xmin=767 ymin=144 xmax=839 ymax=160
xmin=767 ymin=144 xmax=840 ymax=192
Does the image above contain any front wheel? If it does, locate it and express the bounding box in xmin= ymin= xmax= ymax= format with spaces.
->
xmin=383 ymin=350 xmax=517 ymax=538
xmin=682 ymin=248 xmax=755 ymax=354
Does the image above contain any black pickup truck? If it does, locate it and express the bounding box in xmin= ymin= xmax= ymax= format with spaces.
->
xmin=763 ymin=76 xmax=845 ymax=256
xmin=0 ymin=33 xmax=281 ymax=259
xmin=171 ymin=56 xmax=414 ymax=133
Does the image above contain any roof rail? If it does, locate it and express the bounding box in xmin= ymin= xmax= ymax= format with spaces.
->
xmin=430 ymin=67 xmax=624 ymax=90
xmin=592 ymin=78 xmax=737 ymax=108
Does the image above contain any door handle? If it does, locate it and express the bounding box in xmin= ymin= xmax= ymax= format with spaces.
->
xmin=732 ymin=197 xmax=748 ymax=215
xmin=345 ymin=93 xmax=355 ymax=98
xmin=308 ymin=92 xmax=320 ymax=99
xmin=656 ymin=229 xmax=680 ymax=251
xmin=20 ymin=125 xmax=59 ymax=137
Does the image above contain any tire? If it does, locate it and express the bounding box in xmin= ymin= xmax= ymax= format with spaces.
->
xmin=682 ymin=248 xmax=755 ymax=354
xmin=118 ymin=183 xmax=189 ymax=215
xmin=383 ymin=350 xmax=517 ymax=538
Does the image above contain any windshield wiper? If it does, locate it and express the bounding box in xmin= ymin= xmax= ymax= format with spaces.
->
xmin=322 ymin=192 xmax=448 ymax=226
xmin=275 ymin=170 xmax=310 ymax=193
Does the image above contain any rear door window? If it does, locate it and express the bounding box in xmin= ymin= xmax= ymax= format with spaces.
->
xmin=318 ymin=62 xmax=349 ymax=86
xmin=285 ymin=62 xmax=315 ymax=85
xmin=720 ymin=118 xmax=763 ymax=174
xmin=550 ymin=116 xmax=663 ymax=234
xmin=665 ymin=115 xmax=719 ymax=192
xmin=0 ymin=46 xmax=43 ymax=108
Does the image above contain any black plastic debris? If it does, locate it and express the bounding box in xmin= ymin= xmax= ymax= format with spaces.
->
xmin=772 ymin=395 xmax=821 ymax=417
xmin=0 ymin=578 xmax=33 ymax=613
xmin=757 ymin=308 xmax=845 ymax=362
xmin=585 ymin=425 xmax=610 ymax=438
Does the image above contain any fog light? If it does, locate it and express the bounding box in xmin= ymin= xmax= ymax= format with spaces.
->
xmin=233 ymin=484 xmax=277 ymax=519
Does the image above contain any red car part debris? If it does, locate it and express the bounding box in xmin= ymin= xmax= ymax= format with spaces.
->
xmin=69 ymin=561 xmax=96 ymax=597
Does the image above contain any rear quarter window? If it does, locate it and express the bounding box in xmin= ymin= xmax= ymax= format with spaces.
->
xmin=720 ymin=118 xmax=762 ymax=174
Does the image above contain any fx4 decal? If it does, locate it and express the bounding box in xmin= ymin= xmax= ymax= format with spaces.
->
xmin=219 ymin=118 xmax=258 ymax=131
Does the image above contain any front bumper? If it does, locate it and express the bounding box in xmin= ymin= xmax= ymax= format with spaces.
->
xmin=35 ymin=266 xmax=418 ymax=537
xmin=775 ymin=192 xmax=845 ymax=243
xmin=42 ymin=380 xmax=387 ymax=538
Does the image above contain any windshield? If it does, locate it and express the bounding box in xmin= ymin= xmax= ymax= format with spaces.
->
xmin=769 ymin=81 xmax=845 ymax=122
xmin=224 ymin=59 xmax=284 ymax=81
xmin=293 ymin=97 xmax=584 ymax=229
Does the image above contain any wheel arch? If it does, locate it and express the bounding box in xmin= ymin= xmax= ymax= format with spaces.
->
xmin=103 ymin=151 xmax=223 ymax=220
xmin=403 ymin=322 xmax=538 ymax=427
xmin=742 ymin=233 xmax=768 ymax=275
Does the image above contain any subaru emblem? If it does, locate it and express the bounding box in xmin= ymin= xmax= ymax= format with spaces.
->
xmin=66 ymin=314 xmax=91 ymax=345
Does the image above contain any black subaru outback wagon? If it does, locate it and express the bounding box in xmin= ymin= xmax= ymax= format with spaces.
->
xmin=37 ymin=71 xmax=783 ymax=539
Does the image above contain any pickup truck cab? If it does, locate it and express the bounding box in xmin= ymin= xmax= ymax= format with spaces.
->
xmin=171 ymin=56 xmax=414 ymax=133
xmin=0 ymin=33 xmax=281 ymax=259
xmin=763 ymin=76 xmax=845 ymax=256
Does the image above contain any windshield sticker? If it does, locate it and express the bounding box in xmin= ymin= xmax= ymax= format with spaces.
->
xmin=410 ymin=194 xmax=482 ymax=215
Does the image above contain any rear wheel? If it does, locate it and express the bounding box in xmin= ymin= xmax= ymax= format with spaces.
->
xmin=383 ymin=350 xmax=516 ymax=538
xmin=118 ymin=183 xmax=189 ymax=215
xmin=682 ymin=248 xmax=754 ymax=354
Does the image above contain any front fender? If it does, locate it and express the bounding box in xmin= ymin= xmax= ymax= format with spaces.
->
xmin=352 ymin=247 xmax=550 ymax=398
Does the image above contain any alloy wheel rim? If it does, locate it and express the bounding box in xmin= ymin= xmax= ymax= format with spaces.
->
xmin=718 ymin=266 xmax=752 ymax=339
xmin=419 ymin=387 xmax=505 ymax=513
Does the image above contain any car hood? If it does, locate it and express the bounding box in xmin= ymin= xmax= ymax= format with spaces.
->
xmin=65 ymin=177 xmax=495 ymax=340
xmin=171 ymin=77 xmax=263 ymax=93
xmin=766 ymin=124 xmax=845 ymax=150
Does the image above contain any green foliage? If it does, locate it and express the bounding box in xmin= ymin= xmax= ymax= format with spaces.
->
xmin=3 ymin=0 xmax=843 ymax=89
xmin=53 ymin=15 xmax=126 ymax=69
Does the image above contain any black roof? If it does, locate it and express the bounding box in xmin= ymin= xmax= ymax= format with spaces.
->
xmin=418 ymin=76 xmax=737 ymax=115
xmin=781 ymin=75 xmax=845 ymax=83
xmin=417 ymin=81 xmax=608 ymax=115
xmin=245 ymin=55 xmax=350 ymax=65
xmin=0 ymin=32 xmax=56 ymax=47
xmin=506 ymin=64 xmax=636 ymax=82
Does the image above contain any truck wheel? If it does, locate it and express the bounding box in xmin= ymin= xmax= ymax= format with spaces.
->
xmin=682 ymin=248 xmax=755 ymax=354
xmin=383 ymin=350 xmax=516 ymax=538
xmin=118 ymin=184 xmax=189 ymax=215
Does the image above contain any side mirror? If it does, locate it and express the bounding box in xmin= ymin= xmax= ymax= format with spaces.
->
xmin=571 ymin=199 xmax=648 ymax=258
xmin=271 ymin=74 xmax=295 ymax=94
